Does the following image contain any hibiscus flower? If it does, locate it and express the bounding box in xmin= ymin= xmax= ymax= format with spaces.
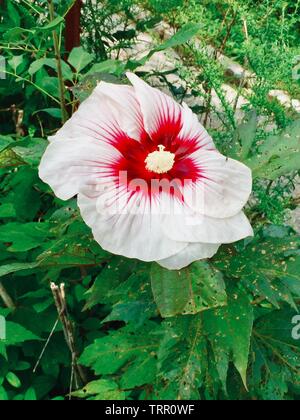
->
xmin=39 ymin=72 xmax=253 ymax=270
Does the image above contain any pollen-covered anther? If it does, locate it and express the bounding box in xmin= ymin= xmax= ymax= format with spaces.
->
xmin=145 ymin=144 xmax=175 ymax=174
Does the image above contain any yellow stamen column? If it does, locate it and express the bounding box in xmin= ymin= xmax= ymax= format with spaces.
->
xmin=145 ymin=145 xmax=175 ymax=174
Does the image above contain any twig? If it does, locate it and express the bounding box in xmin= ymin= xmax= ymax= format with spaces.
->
xmin=203 ymin=89 xmax=212 ymax=128
xmin=251 ymin=295 xmax=267 ymax=306
xmin=48 ymin=0 xmax=68 ymax=124
xmin=50 ymin=283 xmax=86 ymax=397
xmin=35 ymin=113 xmax=45 ymax=138
xmin=33 ymin=317 xmax=60 ymax=373
xmin=12 ymin=105 xmax=25 ymax=137
xmin=233 ymin=19 xmax=250 ymax=113
xmin=0 ymin=282 xmax=16 ymax=310
xmin=216 ymin=11 xmax=237 ymax=57
xmin=203 ymin=9 xmax=237 ymax=128
xmin=294 ymin=195 xmax=300 ymax=205
xmin=243 ymin=18 xmax=249 ymax=41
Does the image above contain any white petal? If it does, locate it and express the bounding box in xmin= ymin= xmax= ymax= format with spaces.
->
xmin=126 ymin=72 xmax=180 ymax=136
xmin=77 ymin=192 xmax=187 ymax=262
xmin=184 ymin=150 xmax=252 ymax=218
xmin=95 ymin=82 xmax=144 ymax=140
xmin=179 ymin=102 xmax=215 ymax=150
xmin=39 ymin=137 xmax=120 ymax=200
xmin=157 ymin=242 xmax=220 ymax=270
xmin=162 ymin=209 xmax=253 ymax=244
xmin=126 ymin=72 xmax=214 ymax=149
xmin=50 ymin=83 xmax=143 ymax=143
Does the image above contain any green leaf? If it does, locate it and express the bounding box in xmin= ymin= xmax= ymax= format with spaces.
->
xmin=71 ymin=379 xmax=125 ymax=400
xmin=24 ymin=387 xmax=37 ymax=401
xmin=246 ymin=119 xmax=300 ymax=179
xmin=0 ymin=386 xmax=8 ymax=400
xmin=7 ymin=0 xmax=21 ymax=27
xmin=150 ymin=261 xmax=227 ymax=318
xmin=0 ymin=148 xmax=22 ymax=168
xmin=130 ymin=23 xmax=201 ymax=69
xmin=29 ymin=58 xmax=73 ymax=81
xmin=156 ymin=315 xmax=206 ymax=399
xmin=34 ymin=75 xmax=61 ymax=100
xmin=35 ymin=220 xmax=108 ymax=270
xmin=80 ymin=322 xmax=160 ymax=389
xmin=2 ymin=167 xmax=41 ymax=221
xmin=0 ymin=203 xmax=16 ymax=218
xmin=28 ymin=58 xmax=54 ymax=76
xmin=86 ymin=60 xmax=125 ymax=77
xmin=0 ymin=136 xmax=15 ymax=153
xmin=68 ymin=47 xmax=94 ymax=74
xmin=0 ymin=321 xmax=40 ymax=359
xmin=36 ymin=16 xmax=64 ymax=32
xmin=84 ymin=258 xmax=134 ymax=310
xmin=3 ymin=321 xmax=40 ymax=345
xmin=14 ymin=361 xmax=31 ymax=371
xmin=151 ymin=265 xmax=189 ymax=317
xmin=3 ymin=27 xmax=35 ymax=43
xmin=0 ymin=222 xmax=50 ymax=252
xmin=33 ymin=108 xmax=62 ymax=119
xmin=250 ymin=308 xmax=300 ymax=400
xmin=12 ymin=137 xmax=47 ymax=166
xmin=154 ymin=23 xmax=201 ymax=52
xmin=0 ymin=262 xmax=39 ymax=278
xmin=214 ymin=232 xmax=300 ymax=309
xmin=202 ymin=286 xmax=254 ymax=390
xmin=103 ymin=301 xmax=155 ymax=326
xmin=6 ymin=372 xmax=21 ymax=389
xmin=71 ymin=73 xmax=121 ymax=101
xmin=8 ymin=55 xmax=24 ymax=73
xmin=231 ymin=111 xmax=258 ymax=160
xmin=97 ymin=266 xmax=156 ymax=326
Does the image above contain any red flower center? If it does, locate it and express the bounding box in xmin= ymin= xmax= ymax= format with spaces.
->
xmin=110 ymin=117 xmax=202 ymax=199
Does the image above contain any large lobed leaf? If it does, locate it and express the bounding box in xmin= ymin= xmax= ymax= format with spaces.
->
xmin=150 ymin=261 xmax=227 ymax=318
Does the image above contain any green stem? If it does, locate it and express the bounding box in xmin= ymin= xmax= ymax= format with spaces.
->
xmin=48 ymin=0 xmax=68 ymax=124
xmin=3 ymin=70 xmax=61 ymax=104
xmin=21 ymin=0 xmax=42 ymax=15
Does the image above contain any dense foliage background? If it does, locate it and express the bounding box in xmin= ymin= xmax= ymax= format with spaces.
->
xmin=0 ymin=0 xmax=300 ymax=400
